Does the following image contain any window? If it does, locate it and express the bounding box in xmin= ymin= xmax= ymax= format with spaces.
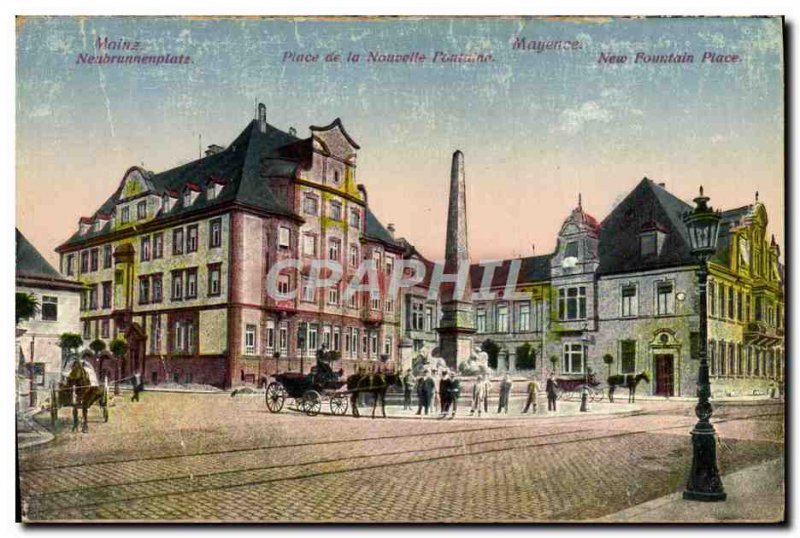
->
xmin=476 ymin=308 xmax=487 ymax=333
xmin=328 ymin=286 xmax=340 ymax=305
xmin=640 ymin=232 xmax=657 ymax=257
xmin=621 ymin=285 xmax=637 ymax=317
xmin=103 ymin=245 xmax=112 ymax=269
xmin=410 ymin=301 xmax=424 ymax=331
xmin=41 ymin=296 xmax=57 ymax=321
xmin=558 ymin=286 xmax=587 ymax=321
xmin=351 ymin=328 xmax=359 ymax=357
xmin=563 ymin=343 xmax=584 ymax=374
xmin=265 ymin=321 xmax=275 ymax=352
xmin=121 ymin=206 xmax=130 ymax=224
xmin=719 ymin=284 xmax=726 ymax=320
xmin=348 ymin=292 xmax=358 ymax=309
xmin=137 ymin=200 xmax=147 ymax=220
xmin=245 ymin=325 xmax=257 ymax=355
xmin=370 ymin=332 xmax=378 ymax=357
xmin=209 ymin=219 xmax=222 ymax=248
xmin=384 ymin=335 xmax=392 ymax=356
xmin=425 ymin=306 xmax=434 ymax=331
xmin=173 ymin=320 xmax=195 ymax=354
xmin=186 ymin=225 xmax=199 ymax=253
xmin=333 ymin=327 xmax=341 ymax=351
xmin=90 ymin=248 xmax=99 ymax=272
xmin=496 ymin=303 xmax=509 ymax=333
xmin=308 ymin=324 xmax=319 ymax=352
xmin=185 ymin=268 xmax=198 ymax=299
xmin=328 ymin=238 xmax=341 ymax=260
xmin=620 ymin=340 xmax=636 ymax=373
xmin=65 ymin=254 xmax=75 ymax=276
xmin=709 ymin=341 xmax=716 ymax=376
xmin=153 ymin=233 xmax=164 ymax=259
xmin=207 ymin=186 xmax=216 ymax=201
xmin=152 ymin=274 xmax=163 ymax=303
xmin=141 ymin=236 xmax=151 ymax=262
xmin=102 ymin=281 xmax=112 ymax=309
xmin=330 ymin=201 xmax=342 ymax=221
xmin=83 ymin=321 xmax=91 ymax=339
xmin=719 ymin=342 xmax=727 ymax=376
xmin=334 ymin=170 xmax=340 ymax=185
xmin=371 ymin=295 xmax=380 ymax=311
xmin=517 ymin=302 xmax=530 ymax=332
xmin=349 ymin=209 xmax=361 ymax=229
xmin=304 ymin=196 xmax=319 ymax=215
xmin=737 ymin=291 xmax=743 ymax=322
xmin=101 ymin=319 xmax=110 ymax=339
xmin=172 ymin=270 xmax=184 ymax=300
xmin=565 ymin=241 xmax=579 ymax=258
xmin=277 ymin=274 xmax=291 ymax=295
xmin=727 ymin=287 xmax=734 ymax=319
xmin=303 ymin=234 xmax=317 ymax=256
xmin=279 ymin=324 xmax=288 ymax=352
xmin=302 ymin=278 xmax=315 ymax=302
xmin=81 ymin=251 xmax=89 ymax=273
xmin=183 ymin=191 xmax=192 ymax=207
xmin=349 ymin=244 xmax=359 ymax=266
xmin=656 ymin=282 xmax=674 ymax=316
xmin=208 ymin=264 xmax=221 ymax=296
xmin=139 ymin=276 xmax=150 ymax=304
xmin=385 ymin=297 xmax=394 ymax=313
xmin=709 ymin=281 xmax=716 ymax=317
xmin=173 ymin=228 xmax=184 ymax=255
xmin=385 ymin=255 xmax=394 ymax=276
xmin=746 ymin=294 xmax=751 ymax=322
xmin=278 ymin=226 xmax=291 ymax=248
xmin=89 ymin=285 xmax=98 ymax=310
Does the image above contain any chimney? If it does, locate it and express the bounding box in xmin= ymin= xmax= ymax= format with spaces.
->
xmin=257 ymin=103 xmax=267 ymax=133
xmin=387 ymin=223 xmax=395 ymax=237
xmin=357 ymin=184 xmax=368 ymax=204
xmin=657 ymin=182 xmax=666 ymax=188
xmin=288 ymin=126 xmax=297 ymax=137
xmin=204 ymin=144 xmax=224 ymax=157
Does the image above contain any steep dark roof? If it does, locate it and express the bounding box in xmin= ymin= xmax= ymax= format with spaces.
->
xmin=59 ymin=119 xmax=306 ymax=249
xmin=470 ymin=254 xmax=553 ymax=289
xmin=598 ymin=178 xmax=696 ymax=275
xmin=17 ymin=229 xmax=62 ymax=279
xmin=364 ymin=208 xmax=402 ymax=249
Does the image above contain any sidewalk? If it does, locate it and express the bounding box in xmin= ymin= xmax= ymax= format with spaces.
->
xmin=600 ymin=457 xmax=785 ymax=523
xmin=16 ymin=408 xmax=53 ymax=450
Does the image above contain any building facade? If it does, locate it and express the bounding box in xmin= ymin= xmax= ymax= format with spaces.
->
xmin=16 ymin=229 xmax=83 ymax=406
xmin=56 ymin=105 xmax=408 ymax=388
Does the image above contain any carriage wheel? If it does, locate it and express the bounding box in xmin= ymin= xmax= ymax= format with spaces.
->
xmin=303 ymin=390 xmax=322 ymax=416
xmin=295 ymin=398 xmax=307 ymax=412
xmin=330 ymin=393 xmax=349 ymax=416
xmin=265 ymin=382 xmax=285 ymax=413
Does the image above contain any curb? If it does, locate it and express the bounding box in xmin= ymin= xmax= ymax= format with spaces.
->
xmin=17 ymin=411 xmax=54 ymax=450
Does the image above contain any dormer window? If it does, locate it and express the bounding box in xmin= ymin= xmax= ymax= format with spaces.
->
xmin=564 ymin=241 xmax=579 ymax=258
xmin=207 ymin=186 xmax=216 ymax=201
xmin=120 ymin=206 xmax=130 ymax=224
xmin=79 ymin=221 xmax=91 ymax=235
xmin=183 ymin=191 xmax=192 ymax=207
xmin=93 ymin=220 xmax=103 ymax=233
xmin=137 ymin=200 xmax=147 ymax=220
xmin=640 ymin=232 xmax=657 ymax=257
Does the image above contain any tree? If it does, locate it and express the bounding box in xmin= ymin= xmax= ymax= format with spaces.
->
xmin=515 ymin=342 xmax=536 ymax=370
xmin=481 ymin=339 xmax=500 ymax=369
xmin=16 ymin=292 xmax=39 ymax=326
xmin=603 ymin=354 xmax=614 ymax=379
xmin=90 ymin=339 xmax=108 ymax=380
xmin=549 ymin=355 xmax=558 ymax=374
xmin=109 ymin=337 xmax=128 ymax=359
xmin=58 ymin=333 xmax=83 ymax=366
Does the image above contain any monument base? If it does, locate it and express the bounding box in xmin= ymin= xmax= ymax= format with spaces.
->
xmin=437 ymin=328 xmax=475 ymax=371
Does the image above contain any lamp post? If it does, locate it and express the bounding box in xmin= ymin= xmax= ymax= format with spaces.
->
xmin=682 ymin=186 xmax=726 ymax=502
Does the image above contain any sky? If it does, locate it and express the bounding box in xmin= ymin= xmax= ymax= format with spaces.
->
xmin=16 ymin=16 xmax=784 ymax=267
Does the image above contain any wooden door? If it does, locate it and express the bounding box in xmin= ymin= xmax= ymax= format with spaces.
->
xmin=655 ymin=354 xmax=674 ymax=396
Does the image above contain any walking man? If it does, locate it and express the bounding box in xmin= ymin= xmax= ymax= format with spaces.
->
xmin=439 ymin=370 xmax=452 ymax=418
xmin=483 ymin=374 xmax=491 ymax=413
xmin=470 ymin=374 xmax=487 ymax=416
xmin=522 ymin=376 xmax=541 ymax=413
xmin=131 ymin=370 xmax=143 ymax=402
xmin=546 ymin=373 xmax=558 ymax=412
xmin=497 ymin=373 xmax=512 ymax=414
xmin=402 ymin=368 xmax=415 ymax=410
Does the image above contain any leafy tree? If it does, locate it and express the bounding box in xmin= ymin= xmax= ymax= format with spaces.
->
xmin=109 ymin=337 xmax=128 ymax=359
xmin=549 ymin=355 xmax=558 ymax=373
xmin=15 ymin=292 xmax=39 ymax=325
xmin=481 ymin=339 xmax=501 ymax=369
xmin=603 ymin=354 xmax=614 ymax=378
xmin=89 ymin=339 xmax=107 ymax=355
xmin=515 ymin=342 xmax=536 ymax=370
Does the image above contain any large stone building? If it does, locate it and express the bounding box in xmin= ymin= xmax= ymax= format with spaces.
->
xmin=56 ymin=105 xmax=409 ymax=388
xmin=16 ymin=229 xmax=83 ymax=406
xmin=470 ymin=179 xmax=784 ymax=397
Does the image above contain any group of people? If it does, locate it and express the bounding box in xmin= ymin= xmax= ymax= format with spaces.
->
xmin=400 ymin=369 xmax=562 ymax=418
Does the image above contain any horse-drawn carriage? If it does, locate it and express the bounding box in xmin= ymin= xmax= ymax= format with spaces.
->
xmin=265 ymin=355 xmax=350 ymax=416
xmin=49 ymin=359 xmax=110 ymax=432
xmin=554 ymin=372 xmax=605 ymax=402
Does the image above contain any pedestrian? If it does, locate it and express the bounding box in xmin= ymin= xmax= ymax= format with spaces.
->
xmin=415 ymin=372 xmax=426 ymax=415
xmin=522 ymin=376 xmax=541 ymax=413
xmin=497 ymin=373 xmax=512 ymax=414
xmin=448 ymin=371 xmax=461 ymax=418
xmin=431 ymin=369 xmax=441 ymax=414
xmin=439 ymin=370 xmax=452 ymax=417
xmin=483 ymin=374 xmax=492 ymax=413
xmin=421 ymin=370 xmax=436 ymax=415
xmin=546 ymin=373 xmax=558 ymax=412
xmin=402 ymin=368 xmax=415 ymax=410
xmin=470 ymin=374 xmax=486 ymax=416
xmin=131 ymin=370 xmax=143 ymax=402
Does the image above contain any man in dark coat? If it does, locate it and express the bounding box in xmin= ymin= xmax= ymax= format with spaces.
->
xmin=402 ymin=369 xmax=415 ymax=410
xmin=447 ymin=372 xmax=461 ymax=418
xmin=546 ymin=373 xmax=558 ymax=411
xmin=439 ymin=371 xmax=452 ymax=417
xmin=131 ymin=371 xmax=143 ymax=402
xmin=497 ymin=374 xmax=512 ymax=414
xmin=416 ymin=370 xmax=435 ymax=415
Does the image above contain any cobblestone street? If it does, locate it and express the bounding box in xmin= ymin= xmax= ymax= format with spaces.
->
xmin=18 ymin=392 xmax=784 ymax=522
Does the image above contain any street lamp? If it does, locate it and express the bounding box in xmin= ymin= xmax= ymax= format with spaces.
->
xmin=682 ymin=186 xmax=726 ymax=502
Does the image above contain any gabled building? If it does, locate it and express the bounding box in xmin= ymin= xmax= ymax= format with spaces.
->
xmin=56 ymin=104 xmax=407 ymax=388
xmin=16 ymin=229 xmax=83 ymax=404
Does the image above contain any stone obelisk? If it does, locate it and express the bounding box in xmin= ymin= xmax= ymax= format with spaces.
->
xmin=437 ymin=150 xmax=475 ymax=370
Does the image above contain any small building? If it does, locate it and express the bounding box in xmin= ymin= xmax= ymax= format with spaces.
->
xmin=16 ymin=229 xmax=83 ymax=407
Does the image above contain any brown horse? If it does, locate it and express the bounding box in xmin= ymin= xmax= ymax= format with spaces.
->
xmin=56 ymin=361 xmax=108 ymax=433
xmin=346 ymin=371 xmax=402 ymax=418
xmin=607 ymin=371 xmax=650 ymax=403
